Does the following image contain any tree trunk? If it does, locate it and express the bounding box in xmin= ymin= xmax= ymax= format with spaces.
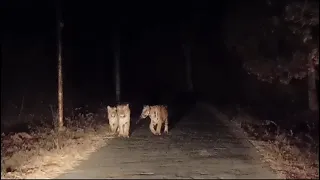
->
xmin=183 ymin=43 xmax=194 ymax=92
xmin=56 ymin=2 xmax=64 ymax=131
xmin=307 ymin=50 xmax=319 ymax=111
xmin=114 ymin=33 xmax=121 ymax=104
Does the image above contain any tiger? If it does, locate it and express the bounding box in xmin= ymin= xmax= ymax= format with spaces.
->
xmin=140 ymin=105 xmax=169 ymax=135
xmin=107 ymin=105 xmax=119 ymax=134
xmin=117 ymin=103 xmax=131 ymax=138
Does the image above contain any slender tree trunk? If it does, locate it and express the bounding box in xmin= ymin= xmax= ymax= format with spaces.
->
xmin=56 ymin=2 xmax=64 ymax=130
xmin=1 ymin=44 xmax=3 ymax=105
xmin=183 ymin=43 xmax=193 ymax=92
xmin=96 ymin=47 xmax=103 ymax=95
xmin=307 ymin=50 xmax=319 ymax=111
xmin=114 ymin=33 xmax=121 ymax=104
xmin=1 ymin=44 xmax=3 ymax=85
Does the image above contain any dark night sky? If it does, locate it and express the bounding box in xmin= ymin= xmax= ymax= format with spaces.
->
xmin=1 ymin=0 xmax=235 ymax=107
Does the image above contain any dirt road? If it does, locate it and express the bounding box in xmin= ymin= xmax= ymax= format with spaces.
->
xmin=56 ymin=103 xmax=278 ymax=179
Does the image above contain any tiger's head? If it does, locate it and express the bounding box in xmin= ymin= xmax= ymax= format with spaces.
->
xmin=140 ymin=105 xmax=151 ymax=119
xmin=107 ymin=105 xmax=117 ymax=119
xmin=117 ymin=103 xmax=130 ymax=119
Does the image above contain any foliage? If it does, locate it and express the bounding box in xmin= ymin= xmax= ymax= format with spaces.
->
xmin=225 ymin=0 xmax=319 ymax=84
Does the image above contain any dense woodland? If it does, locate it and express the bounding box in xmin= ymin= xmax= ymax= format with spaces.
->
xmin=1 ymin=0 xmax=318 ymax=122
xmin=224 ymin=0 xmax=319 ymax=113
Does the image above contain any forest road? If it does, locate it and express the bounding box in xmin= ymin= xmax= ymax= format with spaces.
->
xmin=56 ymin=102 xmax=278 ymax=179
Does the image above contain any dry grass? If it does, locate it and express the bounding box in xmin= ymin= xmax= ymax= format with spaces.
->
xmin=225 ymin=107 xmax=319 ymax=179
xmin=1 ymin=105 xmax=115 ymax=179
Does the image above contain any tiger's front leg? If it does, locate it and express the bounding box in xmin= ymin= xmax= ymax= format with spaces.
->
xmin=156 ymin=121 xmax=163 ymax=135
xmin=116 ymin=126 xmax=120 ymax=133
xmin=110 ymin=123 xmax=118 ymax=134
xmin=118 ymin=124 xmax=124 ymax=137
xmin=149 ymin=121 xmax=158 ymax=135
xmin=123 ymin=121 xmax=130 ymax=138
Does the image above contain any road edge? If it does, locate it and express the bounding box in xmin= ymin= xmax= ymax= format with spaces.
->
xmin=196 ymin=101 xmax=281 ymax=179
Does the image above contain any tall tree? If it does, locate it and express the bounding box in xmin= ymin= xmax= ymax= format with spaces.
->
xmin=181 ymin=22 xmax=194 ymax=93
xmin=56 ymin=0 xmax=64 ymax=130
xmin=224 ymin=0 xmax=319 ymax=111
xmin=114 ymin=31 xmax=121 ymax=104
xmin=182 ymin=42 xmax=194 ymax=92
xmin=283 ymin=0 xmax=319 ymax=111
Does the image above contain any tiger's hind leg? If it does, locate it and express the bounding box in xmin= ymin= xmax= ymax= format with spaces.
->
xmin=149 ymin=121 xmax=158 ymax=135
xmin=164 ymin=117 xmax=169 ymax=134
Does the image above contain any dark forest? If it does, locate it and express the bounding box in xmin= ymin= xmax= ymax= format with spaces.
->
xmin=1 ymin=0 xmax=319 ymax=179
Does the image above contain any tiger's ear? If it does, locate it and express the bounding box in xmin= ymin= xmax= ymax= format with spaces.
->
xmin=126 ymin=104 xmax=129 ymax=108
xmin=107 ymin=106 xmax=111 ymax=110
